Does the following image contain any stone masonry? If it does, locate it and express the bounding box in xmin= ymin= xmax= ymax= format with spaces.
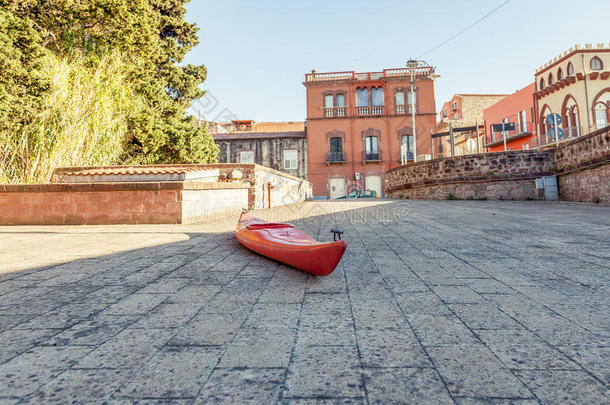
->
xmin=387 ymin=126 xmax=610 ymax=203
xmin=0 ymin=200 xmax=608 ymax=403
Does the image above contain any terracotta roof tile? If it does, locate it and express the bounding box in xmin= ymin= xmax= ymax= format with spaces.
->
xmin=62 ymin=167 xmax=206 ymax=176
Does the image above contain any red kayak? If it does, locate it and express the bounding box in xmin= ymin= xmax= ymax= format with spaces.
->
xmin=235 ymin=212 xmax=347 ymax=276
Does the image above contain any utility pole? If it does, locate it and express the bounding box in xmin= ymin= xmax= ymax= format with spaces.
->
xmin=502 ymin=122 xmax=507 ymax=151
xmin=450 ymin=124 xmax=455 ymax=157
xmin=475 ymin=120 xmax=480 ymax=154
xmin=430 ymin=129 xmax=434 ymax=159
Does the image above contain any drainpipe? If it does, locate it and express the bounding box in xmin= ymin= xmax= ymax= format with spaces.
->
xmin=267 ymin=181 xmax=273 ymax=209
xmin=533 ymin=92 xmax=539 ymax=146
xmin=582 ymin=53 xmax=592 ymax=133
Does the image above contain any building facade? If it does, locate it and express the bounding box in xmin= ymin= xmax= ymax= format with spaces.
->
xmin=304 ymin=67 xmax=438 ymax=199
xmin=437 ymin=94 xmax=508 ymax=156
xmin=534 ymin=43 xmax=610 ymax=146
xmin=210 ymin=121 xmax=308 ymax=180
xmin=483 ymin=83 xmax=537 ymax=152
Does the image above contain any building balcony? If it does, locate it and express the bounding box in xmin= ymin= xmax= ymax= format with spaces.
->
xmin=327 ymin=152 xmax=346 ymax=164
xmin=531 ymin=126 xmax=584 ymax=148
xmin=485 ymin=122 xmax=536 ymax=147
xmin=399 ymin=150 xmax=414 ymax=164
xmin=395 ymin=105 xmax=418 ymax=115
xmin=324 ymin=107 xmax=346 ymax=118
xmin=305 ymin=67 xmax=436 ymax=83
xmin=357 ymin=106 xmax=384 ymax=116
xmin=363 ymin=151 xmax=382 ymax=163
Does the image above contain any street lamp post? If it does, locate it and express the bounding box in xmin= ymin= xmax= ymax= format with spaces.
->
xmin=406 ymin=59 xmax=419 ymax=163
xmin=406 ymin=59 xmax=438 ymax=163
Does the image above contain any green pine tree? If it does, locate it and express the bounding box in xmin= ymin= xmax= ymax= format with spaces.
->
xmin=1 ymin=0 xmax=217 ymax=172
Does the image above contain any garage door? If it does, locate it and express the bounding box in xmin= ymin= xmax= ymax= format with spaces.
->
xmin=329 ymin=178 xmax=346 ymax=199
xmin=365 ymin=175 xmax=382 ymax=197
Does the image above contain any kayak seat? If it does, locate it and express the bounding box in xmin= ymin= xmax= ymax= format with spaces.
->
xmin=246 ymin=223 xmax=295 ymax=230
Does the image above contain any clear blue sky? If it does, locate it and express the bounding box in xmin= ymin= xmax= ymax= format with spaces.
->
xmin=184 ymin=0 xmax=607 ymax=122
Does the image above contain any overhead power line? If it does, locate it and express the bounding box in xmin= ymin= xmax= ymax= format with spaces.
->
xmin=417 ymin=0 xmax=512 ymax=59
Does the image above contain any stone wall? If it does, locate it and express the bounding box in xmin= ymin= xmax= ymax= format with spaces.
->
xmin=386 ymin=126 xmax=609 ymax=203
xmin=554 ymin=127 xmax=610 ymax=204
xmin=386 ymin=150 xmax=554 ymax=196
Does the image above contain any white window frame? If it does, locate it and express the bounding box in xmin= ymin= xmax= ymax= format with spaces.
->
xmin=239 ymin=150 xmax=255 ymax=164
xmin=283 ymin=149 xmax=298 ymax=170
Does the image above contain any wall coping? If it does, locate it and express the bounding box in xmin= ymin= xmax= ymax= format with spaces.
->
xmin=386 ymin=172 xmax=554 ymax=192
xmin=556 ymin=125 xmax=610 ymax=150
xmin=52 ymin=163 xmax=311 ymax=187
xmin=386 ymin=149 xmax=554 ymax=174
xmin=0 ymin=181 xmax=249 ymax=193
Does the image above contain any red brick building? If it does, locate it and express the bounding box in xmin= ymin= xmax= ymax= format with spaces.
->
xmin=483 ymin=83 xmax=537 ymax=152
xmin=304 ymin=67 xmax=437 ymax=198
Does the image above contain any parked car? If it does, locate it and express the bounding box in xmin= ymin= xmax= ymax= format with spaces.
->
xmin=337 ymin=190 xmax=378 ymax=199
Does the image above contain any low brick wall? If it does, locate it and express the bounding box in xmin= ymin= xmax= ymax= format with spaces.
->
xmin=0 ymin=181 xmax=249 ymax=225
xmin=386 ymin=127 xmax=609 ymax=203
xmin=53 ymin=163 xmax=313 ymax=210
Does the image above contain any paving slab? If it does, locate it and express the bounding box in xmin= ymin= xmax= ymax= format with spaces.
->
xmin=0 ymin=200 xmax=607 ymax=403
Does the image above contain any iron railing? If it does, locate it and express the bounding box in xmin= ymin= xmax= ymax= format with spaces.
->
xmin=363 ymin=151 xmax=381 ymax=162
xmin=533 ymin=126 xmax=583 ymax=148
xmin=327 ymin=152 xmax=346 ymax=163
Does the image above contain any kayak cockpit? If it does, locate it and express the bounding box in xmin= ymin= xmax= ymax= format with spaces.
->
xmin=246 ymin=223 xmax=294 ymax=230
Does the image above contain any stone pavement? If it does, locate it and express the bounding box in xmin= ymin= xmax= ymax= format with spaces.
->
xmin=0 ymin=200 xmax=608 ymax=404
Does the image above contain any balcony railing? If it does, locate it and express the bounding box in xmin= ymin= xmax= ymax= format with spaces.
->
xmin=305 ymin=67 xmax=435 ymax=82
xmin=324 ymin=107 xmax=346 ymax=118
xmin=486 ymin=122 xmax=536 ymax=145
xmin=399 ymin=151 xmax=414 ymax=163
xmin=363 ymin=151 xmax=381 ymax=162
xmin=357 ymin=106 xmax=384 ymax=116
xmin=371 ymin=106 xmax=384 ymax=115
xmin=533 ymin=126 xmax=583 ymax=148
xmin=395 ymin=105 xmax=417 ymax=114
xmin=327 ymin=152 xmax=346 ymax=163
xmin=358 ymin=107 xmax=369 ymax=116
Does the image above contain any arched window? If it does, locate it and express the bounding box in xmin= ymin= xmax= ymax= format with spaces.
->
xmin=329 ymin=137 xmax=343 ymax=161
xmin=591 ymin=57 xmax=603 ymax=71
xmin=557 ymin=68 xmax=563 ymax=81
xmin=540 ymin=78 xmax=545 ymax=90
xmin=371 ymin=87 xmax=384 ymax=106
xmin=356 ymin=88 xmax=369 ymax=107
xmin=594 ymin=102 xmax=608 ymax=129
xmin=548 ymin=73 xmax=554 ymax=85
xmin=395 ymin=91 xmax=405 ymax=106
xmin=336 ymin=94 xmax=345 ymax=108
xmin=567 ymin=62 xmax=574 ymax=76
xmin=364 ymin=136 xmax=379 ymax=160
xmin=329 ymin=137 xmax=343 ymax=153
xmin=592 ymin=91 xmax=610 ymax=130
xmin=395 ymin=91 xmax=406 ymax=114
xmin=401 ymin=135 xmax=414 ymax=160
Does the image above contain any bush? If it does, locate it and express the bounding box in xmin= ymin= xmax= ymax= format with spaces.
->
xmin=0 ymin=52 xmax=141 ymax=183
